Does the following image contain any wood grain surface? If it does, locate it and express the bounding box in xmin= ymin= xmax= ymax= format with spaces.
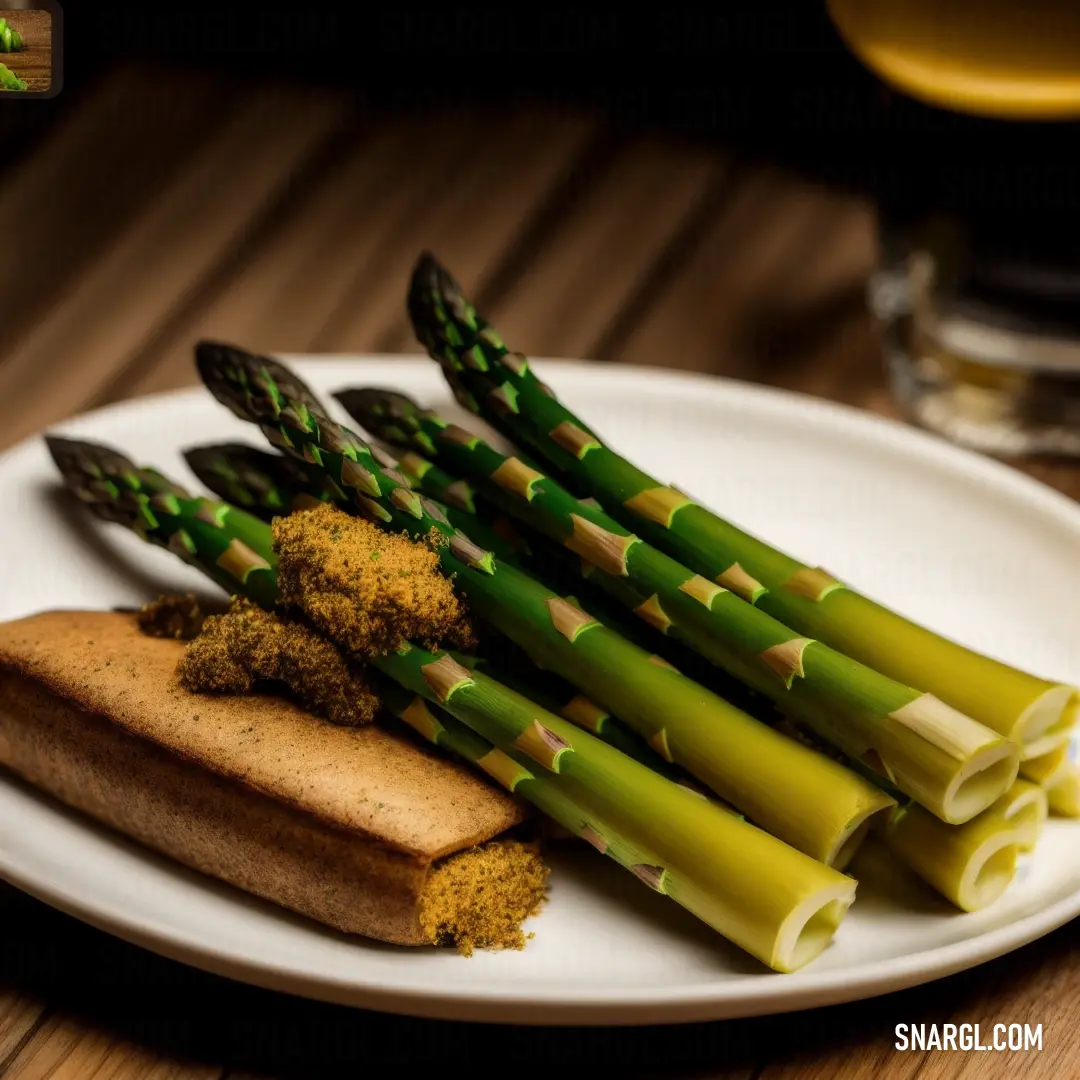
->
xmin=0 ymin=62 xmax=1077 ymax=1079
xmin=0 ymin=9 xmax=50 ymax=93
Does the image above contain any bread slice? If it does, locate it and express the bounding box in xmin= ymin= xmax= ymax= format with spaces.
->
xmin=0 ymin=610 xmax=535 ymax=946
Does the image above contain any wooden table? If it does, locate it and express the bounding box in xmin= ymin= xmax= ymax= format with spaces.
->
xmin=0 ymin=62 xmax=1077 ymax=1079
xmin=0 ymin=9 xmax=52 ymax=94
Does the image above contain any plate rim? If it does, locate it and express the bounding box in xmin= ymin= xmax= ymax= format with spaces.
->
xmin=1 ymin=355 xmax=1078 ymax=1026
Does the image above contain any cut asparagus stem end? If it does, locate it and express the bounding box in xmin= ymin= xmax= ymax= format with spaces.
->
xmin=668 ymin=875 xmax=856 ymax=974
xmin=957 ymin=841 xmax=1017 ymax=912
xmin=1065 ymin=695 xmax=1080 ymax=730
xmin=830 ymin=815 xmax=877 ymax=874
xmin=884 ymin=802 xmax=1020 ymax=912
xmin=1018 ymin=737 xmax=1078 ymax=813
xmin=772 ymin=886 xmax=856 ymax=973
xmin=1018 ymin=741 xmax=1069 ymax=785
xmin=1013 ymin=684 xmax=1078 ymax=751
xmin=1047 ymin=767 xmax=1080 ymax=817
xmin=999 ymin=781 xmax=1049 ymax=852
xmin=1019 ymin=722 xmax=1077 ymax=762
xmin=938 ymin=741 xmax=1020 ymax=824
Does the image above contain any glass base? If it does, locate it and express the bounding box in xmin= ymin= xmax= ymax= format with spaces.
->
xmin=871 ymin=269 xmax=1080 ymax=458
xmin=887 ymin=347 xmax=1080 ymax=457
xmin=889 ymin=356 xmax=1080 ymax=457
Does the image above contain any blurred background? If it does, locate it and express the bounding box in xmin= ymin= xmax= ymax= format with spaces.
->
xmin=3 ymin=5 xmax=1080 ymax=1076
xmin=2 ymin=0 xmax=1080 ymax=458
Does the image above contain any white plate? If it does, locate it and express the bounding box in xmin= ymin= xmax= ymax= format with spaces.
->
xmin=0 ymin=357 xmax=1078 ymax=1026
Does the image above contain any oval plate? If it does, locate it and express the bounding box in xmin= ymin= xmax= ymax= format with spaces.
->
xmin=0 ymin=357 xmax=1078 ymax=1026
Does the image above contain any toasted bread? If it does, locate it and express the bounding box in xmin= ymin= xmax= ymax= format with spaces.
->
xmin=0 ymin=610 xmax=533 ymax=946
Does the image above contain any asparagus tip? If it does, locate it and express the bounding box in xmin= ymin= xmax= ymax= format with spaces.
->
xmin=44 ymin=434 xmax=138 ymax=483
xmin=43 ymin=434 xmax=82 ymax=467
xmin=411 ymin=249 xmax=445 ymax=289
xmin=407 ymin=251 xmax=468 ymax=341
xmin=182 ymin=441 xmax=269 ymax=474
xmin=333 ymin=386 xmax=425 ymax=446
xmin=194 ymin=340 xmax=326 ymax=418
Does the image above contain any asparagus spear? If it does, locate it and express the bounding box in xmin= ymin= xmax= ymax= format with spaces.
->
xmin=1048 ymin=769 xmax=1080 ymax=817
xmin=47 ymin=436 xmax=857 ymax=972
xmin=993 ymin=780 xmax=1048 ymax=853
xmin=52 ymin=433 xmax=624 ymax=796
xmin=336 ymin=394 xmax=785 ymax=711
xmin=332 ymin=383 xmax=1018 ymax=825
xmin=46 ymin=437 xmax=279 ymax=608
xmin=450 ymin=649 xmax=702 ymax=787
xmin=185 ymin=441 xmax=698 ymax=783
xmin=185 ymin=437 xmax=763 ymax=764
xmin=192 ymin=422 xmax=1036 ymax=909
xmin=338 ymin=390 xmax=677 ymax=634
xmin=184 ymin=440 xmax=526 ymax=565
xmin=0 ymin=19 xmax=24 ymax=52
xmin=184 ymin=441 xmax=335 ymax=515
xmin=1021 ymin=739 xmax=1080 ymax=817
xmin=1055 ymin=731 xmax=1079 ymax=815
xmin=390 ymin=451 xmax=535 ymax=559
xmin=406 ymin=252 xmax=1079 ymax=757
xmin=773 ymin=714 xmax=1031 ymax=911
xmin=395 ymin=448 xmax=759 ymax=700
xmin=192 ymin=341 xmax=897 ymax=865
xmin=374 ymin=641 xmax=857 ymax=975
xmin=195 ymin=435 xmax=1006 ymax=863
xmin=880 ymin=781 xmax=1046 ymax=912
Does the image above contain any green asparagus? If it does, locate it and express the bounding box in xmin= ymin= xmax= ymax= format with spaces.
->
xmin=332 ymin=382 xmax=1018 ymax=825
xmin=881 ymin=780 xmax=1045 ymax=913
xmin=183 ymin=440 xmax=701 ymax=785
xmin=1021 ymin=740 xmax=1080 ymax=817
xmin=0 ymin=19 xmax=24 ymax=52
xmin=186 ymin=436 xmax=763 ymax=756
xmin=336 ymin=391 xmax=777 ymax=710
xmin=46 ymin=437 xmax=279 ymax=608
xmin=386 ymin=447 xmax=535 ymax=558
xmin=191 ymin=340 xmax=897 ymax=865
xmin=221 ymin=383 xmax=1042 ymax=909
xmin=343 ymin=387 xmax=1062 ymax=908
xmin=184 ymin=440 xmax=529 ymax=571
xmin=406 ymin=252 xmax=1078 ymax=758
xmin=46 ymin=435 xmax=858 ymax=972
xmin=771 ymin=714 xmax=1029 ymax=911
xmin=184 ymin=441 xmax=331 ymax=515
